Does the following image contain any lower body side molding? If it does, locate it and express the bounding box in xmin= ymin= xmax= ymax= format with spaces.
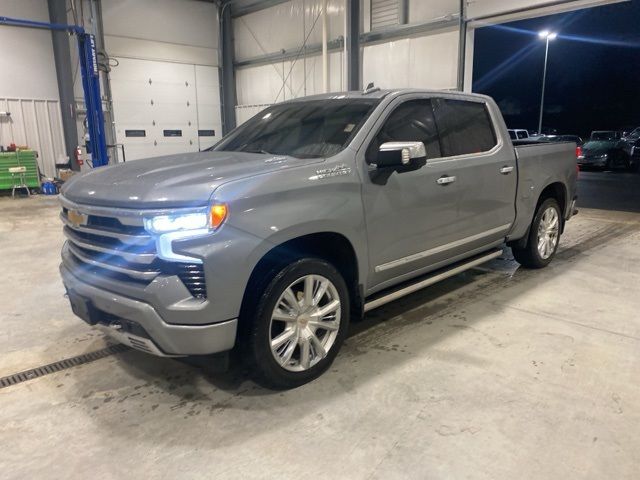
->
xmin=363 ymin=249 xmax=503 ymax=313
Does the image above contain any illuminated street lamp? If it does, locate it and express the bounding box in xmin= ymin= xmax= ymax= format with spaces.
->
xmin=538 ymin=30 xmax=558 ymax=135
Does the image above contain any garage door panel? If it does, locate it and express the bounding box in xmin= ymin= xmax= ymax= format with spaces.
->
xmin=110 ymin=57 xmax=220 ymax=160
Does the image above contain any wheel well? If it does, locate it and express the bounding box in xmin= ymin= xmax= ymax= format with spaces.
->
xmin=509 ymin=182 xmax=568 ymax=249
xmin=538 ymin=182 xmax=567 ymax=221
xmin=239 ymin=233 xmax=361 ymax=327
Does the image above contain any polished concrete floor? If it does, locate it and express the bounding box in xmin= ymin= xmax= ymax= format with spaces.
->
xmin=1 ymin=172 xmax=640 ymax=479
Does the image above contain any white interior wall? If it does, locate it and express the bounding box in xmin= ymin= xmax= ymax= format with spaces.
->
xmin=362 ymin=28 xmax=460 ymax=90
xmin=0 ymin=0 xmax=59 ymax=100
xmin=0 ymin=0 xmax=66 ymax=178
xmin=233 ymin=0 xmax=347 ymax=124
xmin=408 ymin=0 xmax=459 ymax=23
xmin=235 ymin=51 xmax=344 ymax=124
xmin=233 ymin=0 xmax=345 ymax=62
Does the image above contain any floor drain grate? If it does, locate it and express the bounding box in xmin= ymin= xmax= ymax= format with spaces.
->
xmin=0 ymin=344 xmax=129 ymax=389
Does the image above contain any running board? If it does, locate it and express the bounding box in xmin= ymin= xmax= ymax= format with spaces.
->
xmin=363 ymin=249 xmax=503 ymax=313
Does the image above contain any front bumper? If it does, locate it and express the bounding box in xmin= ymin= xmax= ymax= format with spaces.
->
xmin=60 ymin=264 xmax=237 ymax=356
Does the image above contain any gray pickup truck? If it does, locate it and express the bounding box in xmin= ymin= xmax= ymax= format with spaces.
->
xmin=59 ymin=89 xmax=577 ymax=388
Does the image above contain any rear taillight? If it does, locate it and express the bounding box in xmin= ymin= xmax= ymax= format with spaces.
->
xmin=576 ymin=146 xmax=583 ymax=158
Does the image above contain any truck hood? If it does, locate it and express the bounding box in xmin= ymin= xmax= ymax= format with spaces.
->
xmin=61 ymin=151 xmax=319 ymax=209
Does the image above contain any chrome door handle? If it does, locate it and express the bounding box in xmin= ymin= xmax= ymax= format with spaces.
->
xmin=437 ymin=175 xmax=457 ymax=185
xmin=500 ymin=166 xmax=514 ymax=174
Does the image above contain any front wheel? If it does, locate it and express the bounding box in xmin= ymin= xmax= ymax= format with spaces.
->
xmin=512 ymin=198 xmax=562 ymax=269
xmin=244 ymin=258 xmax=350 ymax=389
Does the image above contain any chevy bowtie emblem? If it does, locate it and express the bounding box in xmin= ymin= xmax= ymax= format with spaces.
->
xmin=67 ymin=210 xmax=88 ymax=227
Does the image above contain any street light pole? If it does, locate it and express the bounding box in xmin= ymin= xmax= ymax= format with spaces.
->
xmin=538 ymin=31 xmax=557 ymax=135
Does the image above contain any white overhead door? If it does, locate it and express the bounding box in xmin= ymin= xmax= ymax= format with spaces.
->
xmin=194 ymin=65 xmax=222 ymax=151
xmin=110 ymin=58 xmax=221 ymax=161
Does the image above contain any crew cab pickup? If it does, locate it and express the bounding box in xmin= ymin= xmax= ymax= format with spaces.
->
xmin=59 ymin=89 xmax=578 ymax=388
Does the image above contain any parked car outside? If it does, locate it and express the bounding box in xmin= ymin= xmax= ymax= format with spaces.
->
xmin=579 ymin=133 xmax=630 ymax=170
xmin=545 ymin=135 xmax=584 ymax=146
xmin=508 ymin=129 xmax=529 ymax=140
xmin=590 ymin=130 xmax=622 ymax=141
xmin=620 ymin=127 xmax=640 ymax=171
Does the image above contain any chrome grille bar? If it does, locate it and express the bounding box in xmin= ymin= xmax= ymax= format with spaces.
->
xmin=66 ymin=242 xmax=160 ymax=281
xmin=63 ymin=227 xmax=156 ymax=265
xmin=60 ymin=213 xmax=151 ymax=246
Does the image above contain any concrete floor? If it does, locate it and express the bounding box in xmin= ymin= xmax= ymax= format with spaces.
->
xmin=1 ymin=172 xmax=640 ymax=479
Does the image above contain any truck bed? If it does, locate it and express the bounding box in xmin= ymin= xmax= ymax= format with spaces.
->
xmin=509 ymin=141 xmax=578 ymax=241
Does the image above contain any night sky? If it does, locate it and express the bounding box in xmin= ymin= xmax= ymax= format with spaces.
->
xmin=472 ymin=0 xmax=640 ymax=137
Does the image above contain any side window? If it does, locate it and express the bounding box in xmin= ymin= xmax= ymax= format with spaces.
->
xmin=432 ymin=98 xmax=497 ymax=157
xmin=366 ymin=99 xmax=442 ymax=163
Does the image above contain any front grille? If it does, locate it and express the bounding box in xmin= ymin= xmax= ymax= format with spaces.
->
xmin=61 ymin=204 xmax=207 ymax=298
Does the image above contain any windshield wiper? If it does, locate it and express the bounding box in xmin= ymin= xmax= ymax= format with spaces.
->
xmin=242 ymin=148 xmax=274 ymax=155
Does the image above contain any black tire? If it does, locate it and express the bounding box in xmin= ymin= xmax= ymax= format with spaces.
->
xmin=512 ymin=198 xmax=562 ymax=269
xmin=243 ymin=258 xmax=350 ymax=389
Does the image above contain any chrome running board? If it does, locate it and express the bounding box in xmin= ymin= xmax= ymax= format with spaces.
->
xmin=364 ymin=249 xmax=503 ymax=313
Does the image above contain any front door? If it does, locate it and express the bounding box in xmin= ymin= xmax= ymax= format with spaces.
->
xmin=359 ymin=97 xmax=470 ymax=291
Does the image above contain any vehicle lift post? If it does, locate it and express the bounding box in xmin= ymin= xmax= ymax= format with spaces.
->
xmin=0 ymin=16 xmax=110 ymax=167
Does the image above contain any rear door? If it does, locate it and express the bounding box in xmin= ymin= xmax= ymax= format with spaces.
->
xmin=431 ymin=96 xmax=517 ymax=246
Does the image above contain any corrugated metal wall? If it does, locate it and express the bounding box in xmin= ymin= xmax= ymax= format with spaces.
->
xmin=233 ymin=0 xmax=346 ymax=124
xmin=0 ymin=98 xmax=66 ymax=179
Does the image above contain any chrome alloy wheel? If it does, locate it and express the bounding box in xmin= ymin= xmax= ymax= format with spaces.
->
xmin=537 ymin=206 xmax=560 ymax=260
xmin=269 ymin=274 xmax=341 ymax=372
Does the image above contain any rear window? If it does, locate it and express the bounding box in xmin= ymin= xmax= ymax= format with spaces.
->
xmin=432 ymin=99 xmax=497 ymax=157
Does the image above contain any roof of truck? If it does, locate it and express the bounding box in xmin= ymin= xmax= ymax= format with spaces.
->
xmin=283 ymin=88 xmax=491 ymax=103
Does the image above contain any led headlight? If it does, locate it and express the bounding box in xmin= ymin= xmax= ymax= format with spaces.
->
xmin=144 ymin=204 xmax=227 ymax=263
xmin=144 ymin=212 xmax=209 ymax=234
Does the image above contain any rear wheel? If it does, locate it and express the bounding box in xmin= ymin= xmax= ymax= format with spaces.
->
xmin=244 ymin=258 xmax=350 ymax=389
xmin=512 ymin=198 xmax=561 ymax=269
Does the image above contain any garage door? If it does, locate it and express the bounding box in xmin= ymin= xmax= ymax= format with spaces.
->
xmin=110 ymin=58 xmax=221 ymax=161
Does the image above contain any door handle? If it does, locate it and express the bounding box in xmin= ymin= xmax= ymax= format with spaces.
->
xmin=437 ymin=175 xmax=457 ymax=185
xmin=500 ymin=166 xmax=514 ymax=174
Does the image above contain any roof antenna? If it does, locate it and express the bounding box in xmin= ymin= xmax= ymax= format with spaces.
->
xmin=363 ymin=82 xmax=380 ymax=95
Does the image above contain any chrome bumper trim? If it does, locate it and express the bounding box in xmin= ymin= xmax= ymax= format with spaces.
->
xmin=95 ymin=325 xmax=182 ymax=358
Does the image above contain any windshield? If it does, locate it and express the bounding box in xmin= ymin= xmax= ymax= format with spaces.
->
xmin=583 ymin=141 xmax=612 ymax=150
xmin=591 ymin=131 xmax=618 ymax=141
xmin=213 ymin=99 xmax=379 ymax=158
xmin=627 ymin=128 xmax=640 ymax=140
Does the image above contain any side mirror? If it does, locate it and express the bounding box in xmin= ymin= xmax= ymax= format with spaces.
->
xmin=376 ymin=141 xmax=427 ymax=168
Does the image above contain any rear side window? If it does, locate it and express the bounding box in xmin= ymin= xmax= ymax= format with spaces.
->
xmin=432 ymin=99 xmax=497 ymax=157
xmin=366 ymin=99 xmax=442 ymax=162
xmin=517 ymin=131 xmax=528 ymax=139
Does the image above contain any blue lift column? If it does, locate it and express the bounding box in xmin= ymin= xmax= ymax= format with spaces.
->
xmin=0 ymin=16 xmax=110 ymax=167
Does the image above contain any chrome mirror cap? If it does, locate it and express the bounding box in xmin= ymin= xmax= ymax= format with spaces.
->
xmin=379 ymin=141 xmax=427 ymax=165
